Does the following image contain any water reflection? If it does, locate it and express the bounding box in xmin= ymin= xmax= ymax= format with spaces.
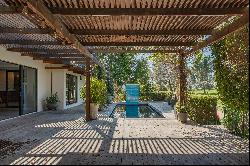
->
xmin=111 ymin=104 xmax=163 ymax=118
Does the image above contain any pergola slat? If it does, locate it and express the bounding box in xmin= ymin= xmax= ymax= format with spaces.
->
xmin=25 ymin=0 xmax=103 ymax=67
xmin=49 ymin=7 xmax=246 ymax=16
xmin=0 ymin=27 xmax=52 ymax=34
xmin=186 ymin=7 xmax=249 ymax=56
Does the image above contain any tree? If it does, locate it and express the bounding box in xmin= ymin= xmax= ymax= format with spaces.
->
xmin=188 ymin=50 xmax=214 ymax=93
xmin=149 ymin=53 xmax=178 ymax=95
xmin=95 ymin=52 xmax=152 ymax=102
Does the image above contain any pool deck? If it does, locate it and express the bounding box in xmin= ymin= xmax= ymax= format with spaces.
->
xmin=0 ymin=103 xmax=249 ymax=165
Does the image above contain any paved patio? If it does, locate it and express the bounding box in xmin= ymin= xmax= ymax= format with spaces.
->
xmin=0 ymin=104 xmax=249 ymax=165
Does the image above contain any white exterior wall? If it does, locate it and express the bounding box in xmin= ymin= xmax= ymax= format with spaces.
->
xmin=51 ymin=69 xmax=65 ymax=110
xmin=0 ymin=46 xmax=51 ymax=112
xmin=51 ymin=69 xmax=84 ymax=110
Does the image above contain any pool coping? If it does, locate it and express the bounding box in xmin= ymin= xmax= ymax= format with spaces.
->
xmin=105 ymin=102 xmax=172 ymax=118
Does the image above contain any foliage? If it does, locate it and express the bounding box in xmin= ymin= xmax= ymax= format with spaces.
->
xmin=211 ymin=26 xmax=249 ymax=138
xmin=175 ymin=101 xmax=187 ymax=113
xmin=186 ymin=96 xmax=219 ymax=125
xmin=222 ymin=107 xmax=249 ymax=138
xmin=80 ymin=77 xmax=107 ymax=107
xmin=188 ymin=89 xmax=218 ymax=96
xmin=149 ymin=53 xmax=178 ymax=93
xmin=187 ymin=50 xmax=214 ymax=92
xmin=140 ymin=82 xmax=155 ymax=101
xmin=46 ymin=92 xmax=60 ymax=104
xmin=140 ymin=90 xmax=175 ymax=104
xmin=96 ymin=53 xmax=152 ymax=102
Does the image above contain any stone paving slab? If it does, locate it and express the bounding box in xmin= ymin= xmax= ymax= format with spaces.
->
xmin=0 ymin=104 xmax=248 ymax=165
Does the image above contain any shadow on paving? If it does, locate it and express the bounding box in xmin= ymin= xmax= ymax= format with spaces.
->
xmin=0 ymin=108 xmax=248 ymax=165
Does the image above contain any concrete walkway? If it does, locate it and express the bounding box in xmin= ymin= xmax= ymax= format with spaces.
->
xmin=0 ymin=104 xmax=248 ymax=165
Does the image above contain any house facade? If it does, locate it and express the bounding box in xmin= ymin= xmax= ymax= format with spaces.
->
xmin=0 ymin=46 xmax=84 ymax=120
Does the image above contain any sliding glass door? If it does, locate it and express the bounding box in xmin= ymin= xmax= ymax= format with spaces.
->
xmin=20 ymin=66 xmax=37 ymax=115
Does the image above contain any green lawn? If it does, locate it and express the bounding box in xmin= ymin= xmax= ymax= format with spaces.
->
xmin=188 ymin=89 xmax=218 ymax=96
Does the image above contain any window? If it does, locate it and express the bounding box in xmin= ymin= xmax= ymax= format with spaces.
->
xmin=66 ymin=74 xmax=77 ymax=105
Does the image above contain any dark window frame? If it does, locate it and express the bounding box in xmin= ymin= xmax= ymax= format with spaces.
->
xmin=66 ymin=74 xmax=78 ymax=105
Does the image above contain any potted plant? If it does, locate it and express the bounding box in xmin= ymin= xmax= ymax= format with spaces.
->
xmin=46 ymin=92 xmax=60 ymax=110
xmin=177 ymin=105 xmax=188 ymax=123
xmin=80 ymin=77 xmax=107 ymax=119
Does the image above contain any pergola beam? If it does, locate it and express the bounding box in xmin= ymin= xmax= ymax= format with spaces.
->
xmin=21 ymin=53 xmax=86 ymax=75
xmin=45 ymin=65 xmax=85 ymax=75
xmin=24 ymin=0 xmax=103 ymax=68
xmin=82 ymin=42 xmax=194 ymax=46
xmin=45 ymin=66 xmax=70 ymax=69
xmin=22 ymin=53 xmax=85 ymax=57
xmin=0 ymin=39 xmax=61 ymax=45
xmin=0 ymin=27 xmax=211 ymax=36
xmin=0 ymin=27 xmax=212 ymax=36
xmin=71 ymin=29 xmax=212 ymax=36
xmin=33 ymin=57 xmax=86 ymax=61
xmin=0 ymin=6 xmax=246 ymax=16
xmin=49 ymin=7 xmax=246 ymax=16
xmin=7 ymin=48 xmax=79 ymax=54
xmin=89 ymin=49 xmax=178 ymax=54
xmin=0 ymin=6 xmax=22 ymax=14
xmin=185 ymin=7 xmax=249 ymax=56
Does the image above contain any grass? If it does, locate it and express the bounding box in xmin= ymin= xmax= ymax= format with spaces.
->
xmin=188 ymin=89 xmax=218 ymax=97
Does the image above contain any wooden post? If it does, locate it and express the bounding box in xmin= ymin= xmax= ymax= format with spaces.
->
xmin=85 ymin=58 xmax=91 ymax=121
xmin=177 ymin=53 xmax=187 ymax=107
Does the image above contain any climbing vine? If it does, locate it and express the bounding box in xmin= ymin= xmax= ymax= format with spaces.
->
xmin=211 ymin=26 xmax=249 ymax=138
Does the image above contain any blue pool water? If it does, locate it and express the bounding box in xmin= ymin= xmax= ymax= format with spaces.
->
xmin=110 ymin=104 xmax=164 ymax=118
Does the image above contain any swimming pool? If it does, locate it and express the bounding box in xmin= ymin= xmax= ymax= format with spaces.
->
xmin=109 ymin=103 xmax=164 ymax=118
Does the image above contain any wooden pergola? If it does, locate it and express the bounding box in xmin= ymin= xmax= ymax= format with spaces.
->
xmin=0 ymin=0 xmax=249 ymax=121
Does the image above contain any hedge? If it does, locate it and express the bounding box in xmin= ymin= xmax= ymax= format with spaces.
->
xmin=187 ymin=95 xmax=220 ymax=125
xmin=140 ymin=91 xmax=174 ymax=102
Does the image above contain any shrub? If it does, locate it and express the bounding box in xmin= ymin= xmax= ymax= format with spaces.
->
xmin=222 ymin=107 xmax=249 ymax=138
xmin=141 ymin=91 xmax=173 ymax=102
xmin=187 ymin=96 xmax=220 ymax=125
xmin=46 ymin=92 xmax=60 ymax=104
xmin=80 ymin=77 xmax=108 ymax=108
xmin=175 ymin=101 xmax=187 ymax=113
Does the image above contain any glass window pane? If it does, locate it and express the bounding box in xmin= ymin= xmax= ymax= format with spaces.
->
xmin=66 ymin=74 xmax=77 ymax=105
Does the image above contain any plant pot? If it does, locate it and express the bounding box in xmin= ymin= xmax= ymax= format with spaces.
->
xmin=47 ymin=103 xmax=58 ymax=110
xmin=90 ymin=103 xmax=99 ymax=119
xmin=178 ymin=112 xmax=188 ymax=123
